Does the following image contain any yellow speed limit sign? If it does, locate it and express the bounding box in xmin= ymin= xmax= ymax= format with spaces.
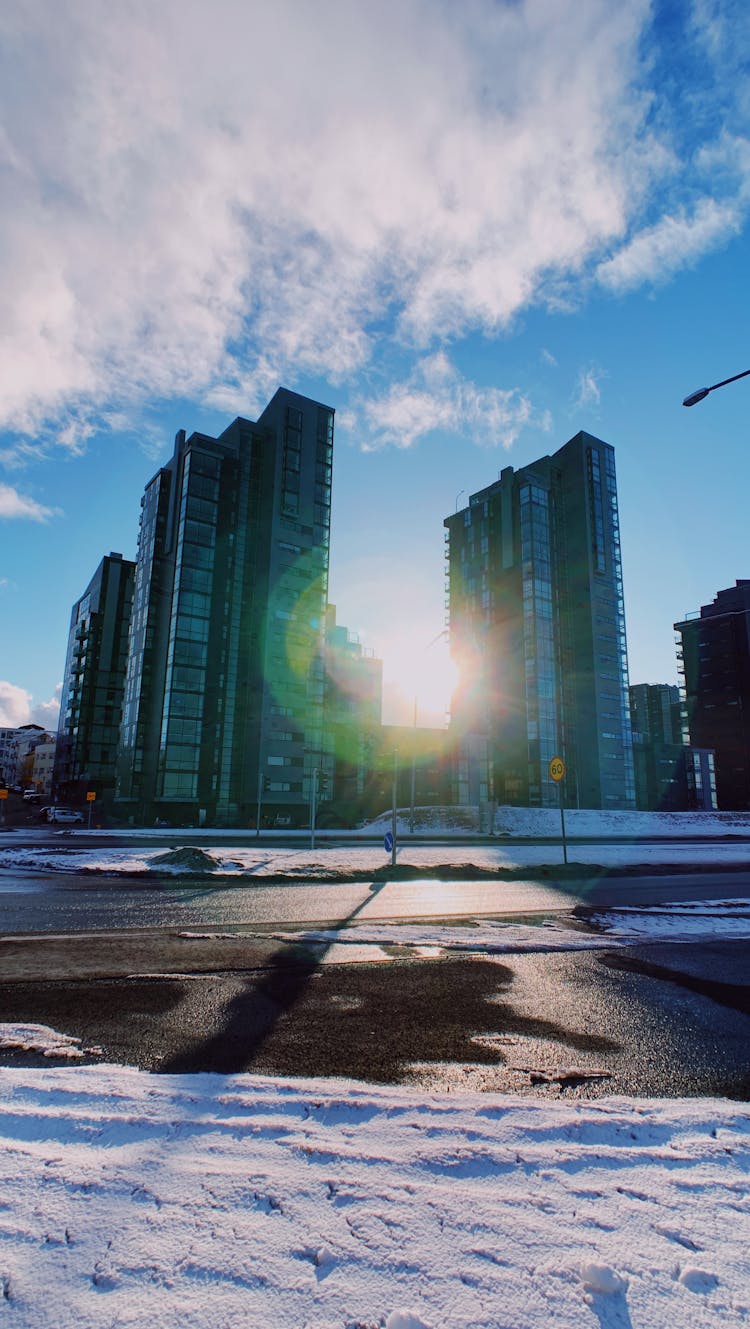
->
xmin=548 ymin=756 xmax=566 ymax=782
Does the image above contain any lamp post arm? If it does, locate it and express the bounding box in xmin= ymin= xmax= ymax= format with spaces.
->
xmin=683 ymin=367 xmax=750 ymax=407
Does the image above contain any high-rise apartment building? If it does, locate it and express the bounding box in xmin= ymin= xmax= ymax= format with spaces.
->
xmin=54 ymin=552 xmax=135 ymax=806
xmin=675 ymin=580 xmax=750 ymax=810
xmin=444 ymin=431 xmax=635 ymax=809
xmin=116 ymin=388 xmax=334 ymax=826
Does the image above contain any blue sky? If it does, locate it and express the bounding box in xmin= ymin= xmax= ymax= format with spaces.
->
xmin=1 ymin=0 xmax=750 ymax=730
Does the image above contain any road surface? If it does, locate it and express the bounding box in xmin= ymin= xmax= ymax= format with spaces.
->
xmin=0 ymin=866 xmax=748 ymax=934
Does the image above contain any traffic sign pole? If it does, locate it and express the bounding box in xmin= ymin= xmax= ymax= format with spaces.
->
xmin=559 ymin=782 xmax=567 ymax=865
xmin=548 ymin=757 xmax=567 ymax=866
xmin=391 ymin=749 xmax=398 ymax=867
xmin=310 ymin=767 xmax=318 ymax=852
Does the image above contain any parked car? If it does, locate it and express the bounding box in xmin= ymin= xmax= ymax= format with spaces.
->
xmin=46 ymin=807 xmax=84 ymax=825
xmin=23 ymin=789 xmax=40 ymax=802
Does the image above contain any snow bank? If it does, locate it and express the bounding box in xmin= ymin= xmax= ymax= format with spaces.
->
xmin=0 ymin=1065 xmax=747 ymax=1327
xmin=2 ymin=839 xmax=750 ymax=879
xmin=360 ymin=805 xmax=750 ymax=838
xmin=591 ymin=899 xmax=750 ymax=941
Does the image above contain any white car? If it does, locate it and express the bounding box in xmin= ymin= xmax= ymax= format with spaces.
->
xmin=47 ymin=807 xmax=84 ymax=825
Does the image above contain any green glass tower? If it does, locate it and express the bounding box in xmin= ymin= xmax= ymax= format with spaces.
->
xmin=444 ymin=430 xmax=635 ymax=810
xmin=116 ymin=388 xmax=334 ymax=826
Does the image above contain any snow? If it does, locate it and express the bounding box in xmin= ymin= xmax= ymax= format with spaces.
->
xmin=0 ymin=1024 xmax=101 ymax=1060
xmin=360 ymin=805 xmax=750 ymax=839
xmin=592 ymin=899 xmax=750 ymax=941
xmin=3 ymin=838 xmax=750 ymax=879
xmin=0 ymin=1063 xmax=747 ymax=1327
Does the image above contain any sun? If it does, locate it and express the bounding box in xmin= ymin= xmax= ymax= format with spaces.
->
xmin=381 ymin=632 xmax=459 ymax=726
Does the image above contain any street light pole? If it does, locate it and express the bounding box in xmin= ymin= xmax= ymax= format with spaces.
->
xmin=683 ymin=368 xmax=750 ymax=407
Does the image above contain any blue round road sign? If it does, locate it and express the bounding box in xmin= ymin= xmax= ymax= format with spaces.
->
xmin=384 ymin=831 xmax=394 ymax=853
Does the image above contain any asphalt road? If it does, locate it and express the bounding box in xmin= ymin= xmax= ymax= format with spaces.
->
xmin=1 ymin=863 xmax=749 ymax=1100
xmin=0 ymin=929 xmax=749 ymax=1101
xmin=0 ymin=866 xmax=748 ymax=934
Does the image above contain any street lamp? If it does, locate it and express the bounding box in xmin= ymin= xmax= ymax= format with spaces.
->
xmin=682 ymin=368 xmax=750 ymax=407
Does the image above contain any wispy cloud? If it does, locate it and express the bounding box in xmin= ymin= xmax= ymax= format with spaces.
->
xmin=351 ymin=353 xmax=533 ymax=450
xmin=0 ymin=484 xmax=59 ymax=522
xmin=597 ymin=197 xmax=742 ymax=293
xmin=575 ymin=366 xmax=606 ymax=410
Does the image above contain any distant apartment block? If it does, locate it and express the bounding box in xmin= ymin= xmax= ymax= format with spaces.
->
xmin=444 ymin=431 xmax=635 ymax=810
xmin=31 ymin=737 xmax=57 ymax=796
xmin=322 ymin=605 xmax=382 ymax=822
xmin=675 ymin=580 xmax=750 ymax=810
xmin=629 ymin=681 xmax=716 ymax=811
xmin=0 ymin=729 xmax=15 ymax=786
xmin=116 ymin=388 xmax=335 ymax=827
xmin=54 ymin=552 xmax=135 ymax=805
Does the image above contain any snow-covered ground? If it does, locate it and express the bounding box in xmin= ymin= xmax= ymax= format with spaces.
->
xmin=7 ymin=805 xmax=750 ymax=843
xmin=364 ymin=805 xmax=750 ymax=839
xmin=0 ymin=1063 xmax=747 ymax=1328
xmin=2 ymin=838 xmax=750 ymax=879
xmin=257 ymin=898 xmax=750 ymax=953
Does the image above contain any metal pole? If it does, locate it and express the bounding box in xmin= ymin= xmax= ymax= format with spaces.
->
xmin=391 ymin=749 xmax=398 ymax=867
xmin=560 ymin=780 xmax=568 ymax=865
xmin=409 ymin=696 xmax=416 ymax=834
xmin=256 ymin=772 xmax=264 ymax=839
xmin=87 ymin=800 xmax=92 ymax=831
xmin=310 ymin=767 xmax=318 ymax=852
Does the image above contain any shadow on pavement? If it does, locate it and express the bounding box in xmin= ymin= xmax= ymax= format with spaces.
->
xmin=159 ymin=880 xmax=389 ymax=1074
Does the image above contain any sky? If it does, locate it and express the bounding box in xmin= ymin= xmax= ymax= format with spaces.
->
xmin=1 ymin=0 xmax=750 ymax=730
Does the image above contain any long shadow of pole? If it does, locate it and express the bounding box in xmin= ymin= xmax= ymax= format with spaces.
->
xmin=160 ymin=878 xmax=389 ymax=1074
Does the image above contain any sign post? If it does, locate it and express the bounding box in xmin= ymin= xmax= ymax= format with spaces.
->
xmin=310 ymin=767 xmax=319 ymax=851
xmin=0 ymin=787 xmax=7 ymax=827
xmin=86 ymin=790 xmax=96 ymax=831
xmin=548 ymin=757 xmax=567 ymax=865
xmin=256 ymin=773 xmax=264 ymax=839
xmin=390 ymin=748 xmax=398 ymax=867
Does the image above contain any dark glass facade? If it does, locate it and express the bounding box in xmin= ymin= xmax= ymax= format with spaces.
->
xmin=675 ymin=581 xmax=750 ymax=810
xmin=444 ymin=431 xmax=635 ymax=809
xmin=55 ymin=552 xmax=135 ymax=806
xmin=116 ymin=388 xmax=335 ymax=826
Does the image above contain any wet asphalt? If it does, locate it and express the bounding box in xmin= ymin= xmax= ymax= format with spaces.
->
xmin=0 ymin=930 xmax=749 ymax=1100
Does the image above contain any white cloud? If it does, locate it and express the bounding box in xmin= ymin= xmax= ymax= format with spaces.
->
xmin=30 ymin=683 xmax=62 ymax=730
xmin=540 ymin=348 xmax=558 ymax=368
xmin=353 ymin=353 xmax=533 ymax=450
xmin=0 ymin=0 xmax=665 ymax=436
xmin=0 ymin=682 xmax=33 ymax=728
xmin=0 ymin=1 xmax=746 ymax=443
xmin=0 ymin=483 xmax=58 ymax=522
xmin=596 ymin=197 xmax=742 ymax=292
xmin=0 ymin=681 xmax=61 ymax=730
xmin=575 ymin=366 xmax=605 ymax=410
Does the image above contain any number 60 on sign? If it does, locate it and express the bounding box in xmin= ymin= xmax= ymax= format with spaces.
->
xmin=548 ymin=756 xmax=566 ymax=782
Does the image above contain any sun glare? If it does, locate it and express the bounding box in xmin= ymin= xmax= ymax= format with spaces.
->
xmin=381 ymin=635 xmax=459 ymax=726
